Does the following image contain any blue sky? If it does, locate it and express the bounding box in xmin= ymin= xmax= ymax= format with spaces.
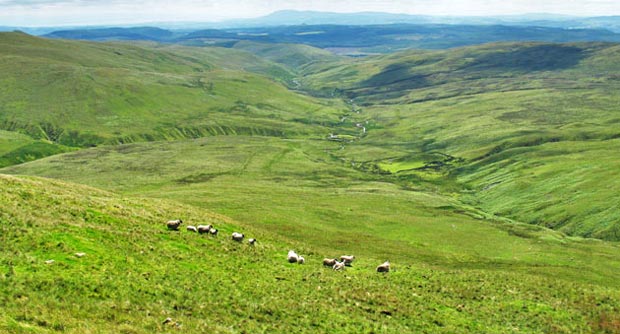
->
xmin=1 ymin=0 xmax=619 ymax=27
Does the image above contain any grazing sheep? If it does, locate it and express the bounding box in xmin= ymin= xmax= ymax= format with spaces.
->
xmin=248 ymin=238 xmax=257 ymax=245
xmin=163 ymin=317 xmax=181 ymax=328
xmin=232 ymin=232 xmax=244 ymax=242
xmin=297 ymin=256 xmax=305 ymax=264
xmin=209 ymin=228 xmax=219 ymax=236
xmin=333 ymin=261 xmax=345 ymax=271
xmin=376 ymin=261 xmax=390 ymax=273
xmin=44 ymin=259 xmax=55 ymax=265
xmin=186 ymin=225 xmax=197 ymax=232
xmin=340 ymin=255 xmax=355 ymax=266
xmin=75 ymin=252 xmax=86 ymax=258
xmin=323 ymin=258 xmax=337 ymax=267
xmin=287 ymin=250 xmax=299 ymax=263
xmin=166 ymin=219 xmax=183 ymax=230
xmin=197 ymin=224 xmax=212 ymax=234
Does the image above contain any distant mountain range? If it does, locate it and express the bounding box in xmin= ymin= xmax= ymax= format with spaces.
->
xmin=3 ymin=10 xmax=620 ymax=35
xmin=215 ymin=11 xmax=620 ymax=32
xmin=42 ymin=23 xmax=620 ymax=54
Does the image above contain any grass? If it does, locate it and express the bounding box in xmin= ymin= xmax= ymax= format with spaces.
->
xmin=0 ymin=32 xmax=346 ymax=147
xmin=2 ymin=136 xmax=619 ymax=275
xmin=2 ymin=166 xmax=620 ymax=333
xmin=298 ymin=42 xmax=620 ymax=240
xmin=458 ymin=139 xmax=620 ymax=239
xmin=0 ymin=130 xmax=75 ymax=168
xmin=2 ymin=34 xmax=620 ymax=332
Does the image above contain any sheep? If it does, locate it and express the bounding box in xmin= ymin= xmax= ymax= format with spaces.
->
xmin=340 ymin=255 xmax=355 ymax=266
xmin=376 ymin=261 xmax=390 ymax=273
xmin=297 ymin=256 xmax=305 ymax=264
xmin=166 ymin=219 xmax=183 ymax=230
xmin=232 ymin=232 xmax=244 ymax=242
xmin=186 ymin=225 xmax=197 ymax=232
xmin=248 ymin=238 xmax=257 ymax=245
xmin=75 ymin=252 xmax=86 ymax=258
xmin=197 ymin=224 xmax=212 ymax=234
xmin=209 ymin=228 xmax=219 ymax=236
xmin=333 ymin=261 xmax=346 ymax=271
xmin=163 ymin=317 xmax=181 ymax=328
xmin=323 ymin=258 xmax=337 ymax=267
xmin=287 ymin=250 xmax=299 ymax=263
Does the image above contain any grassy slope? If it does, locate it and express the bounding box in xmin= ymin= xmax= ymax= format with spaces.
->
xmin=232 ymin=40 xmax=341 ymax=72
xmin=0 ymin=32 xmax=345 ymax=147
xmin=300 ymin=42 xmax=620 ymax=240
xmin=1 ymin=137 xmax=618 ymax=278
xmin=2 ymin=34 xmax=620 ymax=332
xmin=2 ymin=169 xmax=620 ymax=333
xmin=0 ymin=130 xmax=75 ymax=168
xmin=153 ymin=43 xmax=296 ymax=83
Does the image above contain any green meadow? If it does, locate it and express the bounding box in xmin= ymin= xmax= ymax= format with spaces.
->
xmin=1 ymin=32 xmax=620 ymax=333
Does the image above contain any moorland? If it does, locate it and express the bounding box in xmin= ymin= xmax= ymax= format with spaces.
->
xmin=1 ymin=18 xmax=620 ymax=333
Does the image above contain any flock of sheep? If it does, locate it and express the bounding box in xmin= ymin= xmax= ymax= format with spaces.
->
xmin=166 ymin=219 xmax=390 ymax=273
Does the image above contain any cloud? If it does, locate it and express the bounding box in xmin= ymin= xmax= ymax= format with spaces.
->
xmin=1 ymin=0 xmax=619 ymax=27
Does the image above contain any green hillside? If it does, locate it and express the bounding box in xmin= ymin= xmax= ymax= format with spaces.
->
xmin=2 ymin=172 xmax=620 ymax=333
xmin=1 ymin=32 xmax=620 ymax=333
xmin=0 ymin=32 xmax=345 ymax=148
xmin=0 ymin=130 xmax=74 ymax=168
xmin=299 ymin=42 xmax=620 ymax=240
xmin=232 ymin=40 xmax=341 ymax=72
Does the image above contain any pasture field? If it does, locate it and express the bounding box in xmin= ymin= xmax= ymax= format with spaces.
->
xmin=2 ymin=173 xmax=620 ymax=333
xmin=1 ymin=32 xmax=620 ymax=333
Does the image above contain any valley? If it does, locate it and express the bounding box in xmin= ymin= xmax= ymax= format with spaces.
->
xmin=1 ymin=25 xmax=620 ymax=333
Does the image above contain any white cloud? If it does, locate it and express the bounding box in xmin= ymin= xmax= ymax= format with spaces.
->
xmin=0 ymin=0 xmax=619 ymax=27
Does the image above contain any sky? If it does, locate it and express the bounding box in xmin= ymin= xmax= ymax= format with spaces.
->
xmin=1 ymin=0 xmax=619 ymax=27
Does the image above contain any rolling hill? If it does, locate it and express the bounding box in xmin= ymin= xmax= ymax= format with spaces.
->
xmin=299 ymin=42 xmax=620 ymax=240
xmin=2 ymin=164 xmax=620 ymax=333
xmin=42 ymin=23 xmax=620 ymax=54
xmin=1 ymin=31 xmax=620 ymax=333
xmin=0 ymin=32 xmax=345 ymax=151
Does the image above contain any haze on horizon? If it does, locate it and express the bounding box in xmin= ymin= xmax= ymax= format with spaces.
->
xmin=0 ymin=0 xmax=618 ymax=27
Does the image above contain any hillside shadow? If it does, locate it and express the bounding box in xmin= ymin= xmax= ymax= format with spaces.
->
xmin=359 ymin=62 xmax=431 ymax=91
xmin=468 ymin=44 xmax=586 ymax=72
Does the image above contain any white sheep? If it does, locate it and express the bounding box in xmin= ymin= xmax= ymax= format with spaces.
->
xmin=340 ymin=255 xmax=355 ymax=266
xmin=323 ymin=258 xmax=337 ymax=267
xmin=297 ymin=256 xmax=305 ymax=264
xmin=248 ymin=238 xmax=257 ymax=245
xmin=166 ymin=219 xmax=183 ymax=230
xmin=287 ymin=250 xmax=299 ymax=263
xmin=186 ymin=225 xmax=197 ymax=232
xmin=197 ymin=224 xmax=212 ymax=234
xmin=333 ymin=261 xmax=345 ymax=271
xmin=376 ymin=261 xmax=390 ymax=273
xmin=209 ymin=228 xmax=219 ymax=236
xmin=232 ymin=232 xmax=244 ymax=242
